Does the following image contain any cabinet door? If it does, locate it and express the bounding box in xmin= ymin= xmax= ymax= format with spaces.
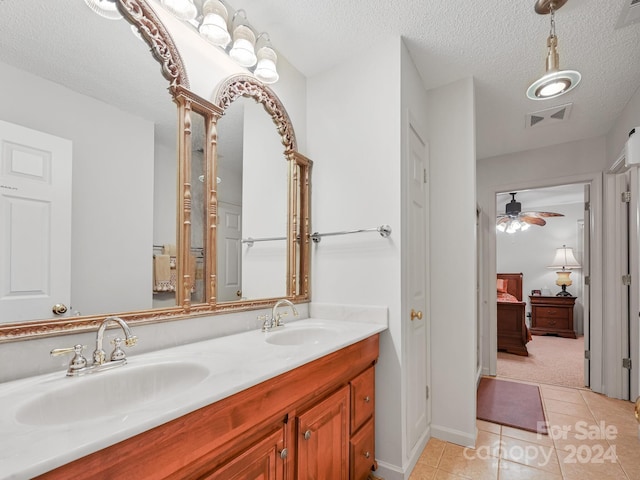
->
xmin=202 ymin=428 xmax=285 ymax=480
xmin=296 ymin=385 xmax=349 ymax=479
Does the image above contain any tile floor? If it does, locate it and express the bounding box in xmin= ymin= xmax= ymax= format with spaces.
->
xmin=410 ymin=381 xmax=639 ymax=480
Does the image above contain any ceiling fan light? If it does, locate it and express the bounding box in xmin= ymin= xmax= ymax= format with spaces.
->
xmin=520 ymin=222 xmax=531 ymax=231
xmin=496 ymin=222 xmax=507 ymax=232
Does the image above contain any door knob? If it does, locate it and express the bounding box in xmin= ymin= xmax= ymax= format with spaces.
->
xmin=52 ymin=304 xmax=68 ymax=315
xmin=410 ymin=309 xmax=423 ymax=321
xmin=635 ymin=396 xmax=639 ymax=424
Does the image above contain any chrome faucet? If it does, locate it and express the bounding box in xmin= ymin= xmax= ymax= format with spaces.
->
xmin=260 ymin=299 xmax=299 ymax=332
xmin=51 ymin=316 xmax=137 ymax=376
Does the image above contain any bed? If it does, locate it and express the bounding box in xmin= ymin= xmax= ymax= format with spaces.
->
xmin=497 ymin=272 xmax=530 ymax=356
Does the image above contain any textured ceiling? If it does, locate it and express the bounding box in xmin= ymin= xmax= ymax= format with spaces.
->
xmin=2 ymin=1 xmax=639 ymax=163
xmin=226 ymin=0 xmax=640 ymax=159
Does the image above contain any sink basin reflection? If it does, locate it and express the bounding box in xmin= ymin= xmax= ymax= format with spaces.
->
xmin=16 ymin=361 xmax=210 ymax=426
xmin=265 ymin=325 xmax=339 ymax=346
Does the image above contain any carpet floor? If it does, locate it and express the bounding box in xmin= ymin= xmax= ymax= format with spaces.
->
xmin=497 ymin=334 xmax=585 ymax=388
xmin=476 ymin=377 xmax=547 ymax=434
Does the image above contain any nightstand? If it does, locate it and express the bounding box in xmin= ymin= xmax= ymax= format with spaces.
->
xmin=529 ymin=295 xmax=576 ymax=338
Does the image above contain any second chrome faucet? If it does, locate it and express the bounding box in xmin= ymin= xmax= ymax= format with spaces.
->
xmin=260 ymin=299 xmax=299 ymax=332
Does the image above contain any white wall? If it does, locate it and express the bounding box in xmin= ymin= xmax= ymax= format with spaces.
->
xmin=497 ymin=201 xmax=585 ymax=333
xmin=0 ymin=60 xmax=155 ymax=318
xmin=307 ymin=36 xmax=404 ymax=476
xmin=427 ymin=77 xmax=477 ymax=447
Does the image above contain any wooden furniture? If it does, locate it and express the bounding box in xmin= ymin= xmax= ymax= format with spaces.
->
xmin=497 ymin=273 xmax=529 ymax=356
xmin=36 ymin=335 xmax=379 ymax=480
xmin=529 ymin=295 xmax=576 ymax=338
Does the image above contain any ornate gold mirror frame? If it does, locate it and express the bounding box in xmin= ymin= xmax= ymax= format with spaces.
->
xmin=0 ymin=0 xmax=310 ymax=343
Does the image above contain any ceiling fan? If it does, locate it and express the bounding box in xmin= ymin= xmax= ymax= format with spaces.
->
xmin=496 ymin=192 xmax=564 ymax=233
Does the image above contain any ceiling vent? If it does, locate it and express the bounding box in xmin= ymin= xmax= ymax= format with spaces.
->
xmin=616 ymin=0 xmax=640 ymax=28
xmin=525 ymin=103 xmax=573 ymax=128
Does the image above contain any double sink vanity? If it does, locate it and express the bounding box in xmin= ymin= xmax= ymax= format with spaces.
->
xmin=0 ymin=305 xmax=386 ymax=479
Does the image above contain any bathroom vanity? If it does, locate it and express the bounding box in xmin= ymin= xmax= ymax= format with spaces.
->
xmin=0 ymin=318 xmax=385 ymax=479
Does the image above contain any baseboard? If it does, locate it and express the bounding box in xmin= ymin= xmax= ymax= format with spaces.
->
xmin=374 ymin=426 xmax=433 ymax=480
xmin=430 ymin=423 xmax=476 ymax=448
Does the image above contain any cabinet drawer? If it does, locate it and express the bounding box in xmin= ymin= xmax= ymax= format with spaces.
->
xmin=535 ymin=307 xmax=570 ymax=319
xmin=350 ymin=419 xmax=375 ymax=480
xmin=535 ymin=315 xmax=569 ymax=330
xmin=350 ymin=366 xmax=375 ymax=433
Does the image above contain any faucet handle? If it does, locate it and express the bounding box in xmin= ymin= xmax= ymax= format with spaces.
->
xmin=110 ymin=337 xmax=127 ymax=361
xmin=51 ymin=344 xmax=88 ymax=374
xmin=124 ymin=335 xmax=138 ymax=347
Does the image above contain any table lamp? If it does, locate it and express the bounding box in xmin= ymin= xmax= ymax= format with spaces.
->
xmin=548 ymin=244 xmax=581 ymax=296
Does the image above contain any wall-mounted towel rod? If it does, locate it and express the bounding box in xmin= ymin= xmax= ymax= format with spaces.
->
xmin=153 ymin=245 xmax=204 ymax=252
xmin=242 ymin=236 xmax=287 ymax=247
xmin=310 ymin=225 xmax=392 ymax=243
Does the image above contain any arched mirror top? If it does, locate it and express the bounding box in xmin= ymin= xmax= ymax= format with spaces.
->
xmin=119 ymin=0 xmax=189 ymax=89
xmin=214 ymin=75 xmax=297 ymax=154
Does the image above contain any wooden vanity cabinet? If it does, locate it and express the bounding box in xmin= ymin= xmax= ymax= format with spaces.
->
xmin=36 ymin=335 xmax=379 ymax=480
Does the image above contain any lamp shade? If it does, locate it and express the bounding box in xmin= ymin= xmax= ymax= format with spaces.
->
xmin=229 ymin=25 xmax=257 ymax=67
xmin=548 ymin=245 xmax=581 ymax=270
xmin=199 ymin=0 xmax=231 ymax=47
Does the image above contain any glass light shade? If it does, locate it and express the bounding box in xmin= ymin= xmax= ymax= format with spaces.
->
xmin=527 ymin=70 xmax=581 ymax=100
xmin=548 ymin=245 xmax=581 ymax=270
xmin=555 ymin=270 xmax=573 ymax=287
xmin=83 ymin=0 xmax=122 ymax=20
xmin=199 ymin=0 xmax=230 ymax=47
xmin=230 ymin=25 xmax=257 ymax=67
xmin=254 ymin=46 xmax=279 ymax=84
xmin=161 ymin=0 xmax=197 ymax=21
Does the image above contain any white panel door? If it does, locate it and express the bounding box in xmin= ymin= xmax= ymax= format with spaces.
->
xmin=0 ymin=120 xmax=72 ymax=321
xmin=217 ymin=202 xmax=242 ymax=302
xmin=406 ymin=122 xmax=429 ymax=452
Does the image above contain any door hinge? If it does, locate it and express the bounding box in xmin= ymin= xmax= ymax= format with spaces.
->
xmin=584 ymin=275 xmax=591 ymax=286
xmin=423 ymin=169 xmax=428 ymax=184
xmin=622 ymin=191 xmax=632 ymax=203
xmin=584 ymin=201 xmax=590 ymax=210
xmin=584 ymin=350 xmax=591 ymax=360
xmin=623 ymin=358 xmax=632 ymax=369
xmin=622 ymin=274 xmax=632 ymax=286
xmin=426 ymin=385 xmax=430 ymax=399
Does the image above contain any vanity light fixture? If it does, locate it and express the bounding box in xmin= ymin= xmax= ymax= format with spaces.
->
xmin=229 ymin=11 xmax=258 ymax=67
xmin=83 ymin=0 xmax=122 ymax=20
xmin=199 ymin=0 xmax=231 ymax=48
xmin=254 ymin=34 xmax=279 ymax=84
xmin=526 ymin=0 xmax=581 ymax=100
xmin=160 ymin=0 xmax=198 ymax=21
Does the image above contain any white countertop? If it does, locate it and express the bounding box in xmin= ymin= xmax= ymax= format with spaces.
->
xmin=0 ymin=316 xmax=386 ymax=479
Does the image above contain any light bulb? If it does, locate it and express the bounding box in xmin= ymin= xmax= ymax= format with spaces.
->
xmin=254 ymin=46 xmax=279 ymax=84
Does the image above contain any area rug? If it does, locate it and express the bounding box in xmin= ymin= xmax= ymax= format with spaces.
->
xmin=477 ymin=377 xmax=547 ymax=434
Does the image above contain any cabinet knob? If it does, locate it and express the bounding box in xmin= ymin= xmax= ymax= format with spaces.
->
xmin=410 ymin=309 xmax=423 ymax=321
xmin=363 ymin=451 xmax=371 ymax=459
xmin=279 ymin=448 xmax=288 ymax=459
xmin=364 ymin=395 xmax=371 ymax=403
xmin=304 ymin=430 xmax=312 ymax=440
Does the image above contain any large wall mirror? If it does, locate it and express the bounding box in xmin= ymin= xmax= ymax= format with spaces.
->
xmin=0 ymin=0 xmax=310 ymax=342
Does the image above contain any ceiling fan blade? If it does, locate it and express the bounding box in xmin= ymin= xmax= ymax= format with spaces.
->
xmin=520 ymin=215 xmax=546 ymax=226
xmin=521 ymin=211 xmax=564 ymax=218
xmin=496 ymin=216 xmax=510 ymax=224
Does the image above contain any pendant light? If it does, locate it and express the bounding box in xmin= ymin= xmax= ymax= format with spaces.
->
xmin=526 ymin=0 xmax=581 ymax=100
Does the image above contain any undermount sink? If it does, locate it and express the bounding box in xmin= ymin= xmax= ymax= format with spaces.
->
xmin=265 ymin=325 xmax=339 ymax=346
xmin=16 ymin=361 xmax=210 ymax=426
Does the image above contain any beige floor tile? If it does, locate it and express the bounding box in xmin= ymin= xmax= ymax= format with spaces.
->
xmin=477 ymin=419 xmax=501 ymax=434
xmin=501 ymin=425 xmax=554 ymax=447
xmin=557 ymin=447 xmax=630 ymax=480
xmin=500 ymin=435 xmax=562 ymax=475
xmin=409 ymin=462 xmax=437 ymax=480
xmin=498 ymin=458 xmax=563 ymax=480
xmin=437 ymin=443 xmax=499 ymax=479
xmin=417 ymin=438 xmax=447 ymax=468
xmin=544 ymin=398 xmax=594 ymax=419
xmin=433 ymin=470 xmax=471 ymax=480
xmin=613 ymin=437 xmax=640 ymax=480
xmin=541 ymin=386 xmax=586 ymax=405
xmin=475 ymin=430 xmax=501 ymax=457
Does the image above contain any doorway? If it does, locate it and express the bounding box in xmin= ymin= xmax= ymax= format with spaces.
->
xmin=495 ymin=184 xmax=589 ymax=389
